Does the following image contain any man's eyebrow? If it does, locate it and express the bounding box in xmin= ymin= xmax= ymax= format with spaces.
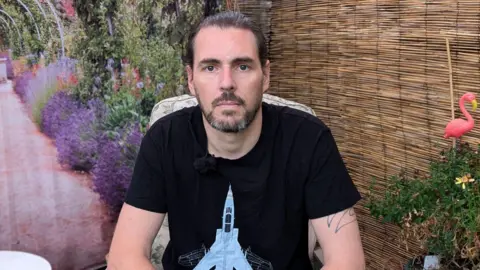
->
xmin=232 ymin=57 xmax=255 ymax=63
xmin=197 ymin=57 xmax=255 ymax=67
xmin=198 ymin=58 xmax=221 ymax=66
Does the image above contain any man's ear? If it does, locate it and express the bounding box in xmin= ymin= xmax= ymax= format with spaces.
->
xmin=262 ymin=60 xmax=271 ymax=93
xmin=186 ymin=65 xmax=196 ymax=96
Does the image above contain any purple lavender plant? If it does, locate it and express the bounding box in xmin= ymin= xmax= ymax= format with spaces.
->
xmin=20 ymin=58 xmax=79 ymax=126
xmin=41 ymin=91 xmax=82 ymax=139
xmin=87 ymin=98 xmax=108 ymax=120
xmin=24 ymin=58 xmax=78 ymax=112
xmin=55 ymin=98 xmax=107 ymax=172
xmin=13 ymin=71 xmax=34 ymax=103
xmin=92 ymin=123 xmax=143 ymax=216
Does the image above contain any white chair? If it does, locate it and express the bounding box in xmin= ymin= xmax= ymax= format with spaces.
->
xmin=148 ymin=93 xmax=320 ymax=267
xmin=0 ymin=250 xmax=52 ymax=270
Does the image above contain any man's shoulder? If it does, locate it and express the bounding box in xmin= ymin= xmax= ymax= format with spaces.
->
xmin=146 ymin=105 xmax=197 ymax=141
xmin=266 ymin=103 xmax=330 ymax=133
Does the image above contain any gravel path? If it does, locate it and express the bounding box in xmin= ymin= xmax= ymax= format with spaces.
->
xmin=0 ymin=81 xmax=114 ymax=270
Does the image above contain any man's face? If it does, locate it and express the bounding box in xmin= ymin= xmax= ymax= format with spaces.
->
xmin=187 ymin=26 xmax=270 ymax=133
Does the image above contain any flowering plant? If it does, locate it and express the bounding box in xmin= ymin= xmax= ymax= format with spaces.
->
xmin=55 ymin=98 xmax=107 ymax=172
xmin=113 ymin=59 xmax=148 ymax=97
xmin=13 ymin=71 xmax=34 ymax=103
xmin=366 ymin=142 xmax=480 ymax=269
xmin=92 ymin=123 xmax=143 ymax=217
xmin=24 ymin=58 xmax=78 ymax=125
xmin=41 ymin=91 xmax=82 ymax=139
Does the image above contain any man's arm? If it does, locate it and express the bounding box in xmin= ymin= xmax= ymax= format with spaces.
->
xmin=311 ymin=207 xmax=365 ymax=270
xmin=107 ymin=203 xmax=165 ymax=270
xmin=303 ymin=124 xmax=365 ymax=269
xmin=107 ymin=126 xmax=168 ymax=269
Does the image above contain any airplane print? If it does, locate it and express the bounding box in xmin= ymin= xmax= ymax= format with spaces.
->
xmin=178 ymin=185 xmax=273 ymax=270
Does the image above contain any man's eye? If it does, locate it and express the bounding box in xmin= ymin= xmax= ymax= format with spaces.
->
xmin=239 ymin=65 xmax=249 ymax=71
xmin=206 ymin=66 xmax=215 ymax=71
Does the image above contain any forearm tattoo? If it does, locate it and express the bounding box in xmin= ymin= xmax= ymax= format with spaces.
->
xmin=326 ymin=208 xmax=357 ymax=233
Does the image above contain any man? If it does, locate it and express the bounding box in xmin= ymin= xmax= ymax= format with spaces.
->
xmin=107 ymin=11 xmax=365 ymax=270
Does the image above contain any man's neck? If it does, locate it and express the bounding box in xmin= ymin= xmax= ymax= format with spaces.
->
xmin=204 ymin=108 xmax=263 ymax=160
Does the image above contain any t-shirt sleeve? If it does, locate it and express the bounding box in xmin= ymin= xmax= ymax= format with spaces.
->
xmin=305 ymin=128 xmax=361 ymax=219
xmin=124 ymin=130 xmax=167 ymax=213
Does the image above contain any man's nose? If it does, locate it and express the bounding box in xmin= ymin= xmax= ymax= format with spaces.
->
xmin=220 ymin=67 xmax=235 ymax=91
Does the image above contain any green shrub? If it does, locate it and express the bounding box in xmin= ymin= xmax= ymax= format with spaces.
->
xmin=366 ymin=142 xmax=480 ymax=268
xmin=103 ymin=90 xmax=149 ymax=134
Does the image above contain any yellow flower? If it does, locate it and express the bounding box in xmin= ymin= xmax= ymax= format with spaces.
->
xmin=455 ymin=174 xmax=475 ymax=189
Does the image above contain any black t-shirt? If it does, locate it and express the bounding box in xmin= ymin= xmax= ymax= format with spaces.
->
xmin=125 ymin=102 xmax=361 ymax=270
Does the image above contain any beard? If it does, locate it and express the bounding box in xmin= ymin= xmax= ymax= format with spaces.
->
xmin=196 ymin=90 xmax=262 ymax=133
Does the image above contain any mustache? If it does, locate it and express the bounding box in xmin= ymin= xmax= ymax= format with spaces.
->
xmin=212 ymin=92 xmax=245 ymax=106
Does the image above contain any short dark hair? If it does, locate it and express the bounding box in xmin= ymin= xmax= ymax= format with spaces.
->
xmin=183 ymin=11 xmax=268 ymax=68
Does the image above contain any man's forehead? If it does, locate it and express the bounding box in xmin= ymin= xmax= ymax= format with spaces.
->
xmin=194 ymin=26 xmax=258 ymax=61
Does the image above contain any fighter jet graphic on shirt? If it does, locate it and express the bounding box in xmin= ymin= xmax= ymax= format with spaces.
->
xmin=178 ymin=185 xmax=273 ymax=270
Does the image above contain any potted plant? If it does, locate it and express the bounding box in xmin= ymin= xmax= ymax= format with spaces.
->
xmin=366 ymin=141 xmax=480 ymax=269
xmin=367 ymin=92 xmax=480 ymax=269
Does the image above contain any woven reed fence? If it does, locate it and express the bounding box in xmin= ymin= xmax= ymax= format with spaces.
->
xmin=235 ymin=0 xmax=272 ymax=44
xmin=238 ymin=0 xmax=480 ymax=269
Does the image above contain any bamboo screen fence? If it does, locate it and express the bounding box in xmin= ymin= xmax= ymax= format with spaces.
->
xmin=240 ymin=0 xmax=480 ymax=269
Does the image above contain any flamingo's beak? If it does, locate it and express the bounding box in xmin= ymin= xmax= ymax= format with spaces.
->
xmin=472 ymin=99 xmax=477 ymax=111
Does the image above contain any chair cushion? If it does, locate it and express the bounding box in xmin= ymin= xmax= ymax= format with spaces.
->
xmin=149 ymin=93 xmax=316 ymax=127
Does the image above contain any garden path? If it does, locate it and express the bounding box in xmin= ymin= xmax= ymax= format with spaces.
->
xmin=0 ymin=80 xmax=115 ymax=270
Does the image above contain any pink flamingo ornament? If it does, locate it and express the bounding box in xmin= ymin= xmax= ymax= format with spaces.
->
xmin=444 ymin=92 xmax=477 ymax=139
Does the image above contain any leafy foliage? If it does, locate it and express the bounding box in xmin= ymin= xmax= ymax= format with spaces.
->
xmin=366 ymin=142 xmax=480 ymax=269
xmin=114 ymin=0 xmax=194 ymax=100
xmin=0 ymin=0 xmax=59 ymax=58
xmin=103 ymin=90 xmax=149 ymax=134
xmin=71 ymin=0 xmax=123 ymax=101
xmin=155 ymin=0 xmax=205 ymax=52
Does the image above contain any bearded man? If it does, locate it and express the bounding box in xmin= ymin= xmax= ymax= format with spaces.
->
xmin=107 ymin=11 xmax=365 ymax=270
